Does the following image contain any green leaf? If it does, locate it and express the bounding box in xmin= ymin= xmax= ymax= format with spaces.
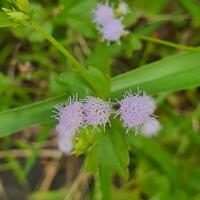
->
xmin=98 ymin=120 xmax=129 ymax=199
xmin=0 ymin=73 xmax=13 ymax=92
xmin=98 ymin=119 xmax=129 ymax=178
xmin=0 ymin=95 xmax=66 ymax=137
xmin=29 ymin=190 xmax=66 ymax=200
xmin=123 ymin=35 xmax=142 ymax=58
xmin=15 ymin=0 xmax=29 ymax=12
xmin=0 ymin=11 xmax=13 ymax=27
xmin=133 ymin=0 xmax=168 ymax=14
xmin=134 ymin=20 xmax=168 ymax=36
xmin=85 ymin=43 xmax=121 ymax=76
xmin=55 ymin=0 xmax=98 ymax=38
xmin=99 ymin=166 xmax=112 ymax=200
xmin=28 ymin=22 xmax=53 ymax=42
xmin=84 ymin=145 xmax=98 ymax=174
xmin=30 ymin=3 xmax=46 ymax=21
xmin=88 ymin=66 xmax=111 ymax=99
xmin=179 ymin=0 xmax=200 ymax=24
xmin=112 ymin=188 xmax=140 ymax=200
xmin=49 ymin=71 xmax=92 ymax=97
xmin=128 ymin=135 xmax=180 ymax=187
xmin=111 ymin=52 xmax=200 ymax=98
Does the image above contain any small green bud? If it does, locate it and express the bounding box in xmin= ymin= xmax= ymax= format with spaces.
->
xmin=2 ymin=8 xmax=29 ymax=23
xmin=72 ymin=128 xmax=101 ymax=156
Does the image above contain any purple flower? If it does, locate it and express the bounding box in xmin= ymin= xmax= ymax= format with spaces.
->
xmin=83 ymin=96 xmax=112 ymax=129
xmin=92 ymin=3 xmax=114 ymax=27
xmin=54 ymin=96 xmax=85 ymax=153
xmin=100 ymin=18 xmax=126 ymax=42
xmin=117 ymin=90 xmax=156 ymax=134
xmin=141 ymin=118 xmax=161 ymax=137
xmin=54 ymin=96 xmax=112 ymax=153
xmin=118 ymin=2 xmax=129 ymax=16
xmin=57 ymin=131 xmax=74 ymax=153
xmin=137 ymin=93 xmax=156 ymax=114
xmin=54 ymin=96 xmax=85 ymax=133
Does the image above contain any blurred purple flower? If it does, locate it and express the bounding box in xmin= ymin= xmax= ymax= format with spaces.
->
xmin=53 ymin=96 xmax=85 ymax=154
xmin=57 ymin=131 xmax=74 ymax=153
xmin=83 ymin=96 xmax=112 ymax=129
xmin=137 ymin=92 xmax=156 ymax=114
xmin=92 ymin=3 xmax=114 ymax=26
xmin=118 ymin=2 xmax=129 ymax=15
xmin=100 ymin=18 xmax=126 ymax=42
xmin=141 ymin=118 xmax=161 ymax=137
xmin=54 ymin=96 xmax=85 ymax=133
xmin=117 ymin=90 xmax=156 ymax=134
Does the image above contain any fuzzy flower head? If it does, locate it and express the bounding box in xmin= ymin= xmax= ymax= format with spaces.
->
xmin=141 ymin=118 xmax=161 ymax=137
xmin=100 ymin=18 xmax=126 ymax=42
xmin=83 ymin=96 xmax=112 ymax=129
xmin=137 ymin=93 xmax=156 ymax=114
xmin=92 ymin=3 xmax=114 ymax=26
xmin=54 ymin=96 xmax=85 ymax=134
xmin=117 ymin=2 xmax=129 ymax=16
xmin=57 ymin=131 xmax=74 ymax=154
xmin=117 ymin=90 xmax=156 ymax=134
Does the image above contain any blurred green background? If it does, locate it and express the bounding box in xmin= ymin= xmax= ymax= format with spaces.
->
xmin=0 ymin=0 xmax=200 ymax=199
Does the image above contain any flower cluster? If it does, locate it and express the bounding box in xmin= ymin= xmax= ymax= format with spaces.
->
xmin=54 ymin=89 xmax=158 ymax=154
xmin=117 ymin=90 xmax=156 ymax=134
xmin=54 ymin=96 xmax=111 ymax=153
xmin=92 ymin=2 xmax=128 ymax=43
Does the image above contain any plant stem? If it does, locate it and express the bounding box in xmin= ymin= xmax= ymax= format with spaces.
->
xmin=64 ymin=168 xmax=89 ymax=200
xmin=137 ymin=35 xmax=200 ymax=52
xmin=30 ymin=21 xmax=101 ymax=96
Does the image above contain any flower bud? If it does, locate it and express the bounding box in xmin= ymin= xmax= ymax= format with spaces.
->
xmin=2 ymin=8 xmax=29 ymax=23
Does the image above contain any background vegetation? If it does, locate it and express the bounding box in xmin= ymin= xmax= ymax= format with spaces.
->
xmin=0 ymin=0 xmax=200 ymax=199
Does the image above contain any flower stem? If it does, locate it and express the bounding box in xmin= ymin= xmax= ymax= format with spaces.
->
xmin=137 ymin=35 xmax=200 ymax=52
xmin=30 ymin=21 xmax=101 ymax=96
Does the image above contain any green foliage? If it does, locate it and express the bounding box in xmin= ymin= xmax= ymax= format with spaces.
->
xmin=132 ymin=0 xmax=168 ymax=15
xmin=84 ymin=144 xmax=99 ymax=174
xmin=2 ymin=8 xmax=29 ymax=22
xmin=179 ymin=0 xmax=200 ymax=24
xmin=0 ymin=11 xmax=13 ymax=27
xmin=55 ymin=0 xmax=98 ymax=38
xmin=1 ymin=51 xmax=200 ymax=136
xmin=128 ymin=135 xmax=180 ymax=186
xmin=49 ymin=71 xmax=92 ymax=97
xmin=28 ymin=22 xmax=53 ymax=42
xmin=88 ymin=66 xmax=111 ymax=99
xmin=99 ymin=167 xmax=112 ymax=200
xmin=99 ymin=119 xmax=129 ymax=179
xmin=85 ymin=43 xmax=121 ymax=76
xmin=0 ymin=95 xmax=66 ymax=136
xmin=14 ymin=0 xmax=30 ymax=12
xmin=1 ymin=0 xmax=200 ymax=199
xmin=72 ymin=128 xmax=100 ymax=156
xmin=10 ymin=2 xmax=52 ymax=42
xmin=111 ymin=52 xmax=200 ymax=98
xmin=29 ymin=190 xmax=66 ymax=200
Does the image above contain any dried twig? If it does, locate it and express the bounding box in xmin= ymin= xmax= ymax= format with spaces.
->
xmin=64 ymin=168 xmax=91 ymax=200
xmin=0 ymin=149 xmax=62 ymax=159
xmin=38 ymin=156 xmax=62 ymax=192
